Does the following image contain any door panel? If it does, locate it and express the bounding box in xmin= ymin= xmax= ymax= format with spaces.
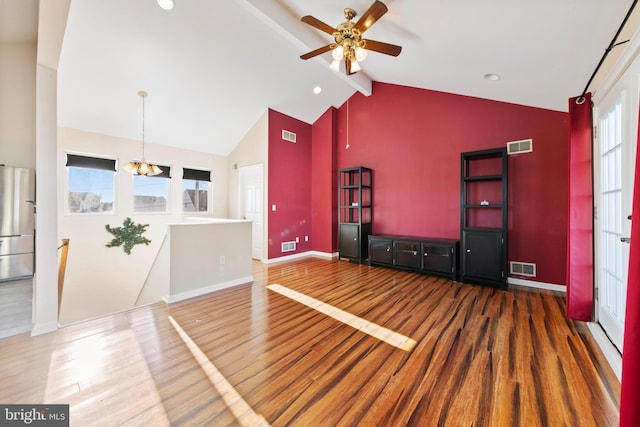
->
xmin=463 ymin=230 xmax=502 ymax=281
xmin=595 ymin=94 xmax=632 ymax=352
xmin=240 ymin=164 xmax=264 ymax=260
xmin=339 ymin=224 xmax=359 ymax=259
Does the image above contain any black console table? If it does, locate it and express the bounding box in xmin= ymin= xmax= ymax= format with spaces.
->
xmin=368 ymin=235 xmax=459 ymax=280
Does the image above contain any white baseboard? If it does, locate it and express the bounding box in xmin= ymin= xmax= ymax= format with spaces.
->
xmin=166 ymin=276 xmax=254 ymax=303
xmin=0 ymin=324 xmax=33 ymax=339
xmin=587 ymin=322 xmax=622 ymax=381
xmin=30 ymin=321 xmax=58 ymax=336
xmin=308 ymin=251 xmax=338 ymax=259
xmin=264 ymin=251 xmax=338 ymax=264
xmin=507 ymin=277 xmax=566 ymax=292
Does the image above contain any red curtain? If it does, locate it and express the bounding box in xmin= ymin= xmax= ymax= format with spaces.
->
xmin=619 ymin=100 xmax=640 ymax=426
xmin=566 ymin=94 xmax=594 ymax=321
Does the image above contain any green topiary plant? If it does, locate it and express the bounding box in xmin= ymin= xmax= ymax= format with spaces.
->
xmin=105 ymin=217 xmax=151 ymax=255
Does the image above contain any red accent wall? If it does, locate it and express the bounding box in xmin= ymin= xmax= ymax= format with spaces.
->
xmin=327 ymin=82 xmax=568 ymax=285
xmin=311 ymin=107 xmax=338 ymax=253
xmin=268 ymin=109 xmax=312 ymax=258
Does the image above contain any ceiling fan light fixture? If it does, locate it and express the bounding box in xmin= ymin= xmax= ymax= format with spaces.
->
xmin=300 ymin=1 xmax=402 ymax=76
xmin=332 ymin=45 xmax=344 ymax=61
xmin=355 ymin=46 xmax=368 ymax=62
xmin=157 ymin=0 xmax=174 ymax=10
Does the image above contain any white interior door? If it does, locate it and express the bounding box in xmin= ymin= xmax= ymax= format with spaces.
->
xmin=595 ymin=90 xmax=634 ymax=352
xmin=240 ymin=164 xmax=264 ymax=260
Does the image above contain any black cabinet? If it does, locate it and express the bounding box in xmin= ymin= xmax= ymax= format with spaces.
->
xmin=462 ymin=229 xmax=502 ymax=281
xmin=369 ymin=235 xmax=393 ymax=264
xmin=338 ymin=167 xmax=372 ymax=263
xmin=368 ymin=235 xmax=459 ymax=280
xmin=422 ymin=240 xmax=458 ymax=279
xmin=393 ymin=239 xmax=421 ymax=270
xmin=460 ymin=148 xmax=507 ymax=288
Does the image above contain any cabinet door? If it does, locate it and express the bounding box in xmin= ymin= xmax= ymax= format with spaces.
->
xmin=462 ymin=230 xmax=503 ymax=281
xmin=339 ymin=224 xmax=359 ymax=259
xmin=422 ymin=243 xmax=452 ymax=275
xmin=393 ymin=240 xmax=421 ymax=269
xmin=369 ymin=238 xmax=392 ymax=264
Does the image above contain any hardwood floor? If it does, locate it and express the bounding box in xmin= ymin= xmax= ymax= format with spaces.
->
xmin=0 ymin=258 xmax=619 ymax=426
xmin=0 ymin=278 xmax=32 ymax=339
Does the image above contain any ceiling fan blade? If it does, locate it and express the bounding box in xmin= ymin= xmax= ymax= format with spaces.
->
xmin=301 ymin=15 xmax=337 ymax=36
xmin=363 ymin=39 xmax=402 ymax=56
xmin=354 ymin=1 xmax=388 ymax=34
xmin=300 ymin=44 xmax=334 ymax=60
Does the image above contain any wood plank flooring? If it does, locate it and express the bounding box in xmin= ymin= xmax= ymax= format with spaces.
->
xmin=0 ymin=278 xmax=32 ymax=338
xmin=0 ymin=258 xmax=619 ymax=426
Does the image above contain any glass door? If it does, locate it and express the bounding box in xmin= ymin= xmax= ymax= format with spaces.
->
xmin=596 ymin=96 xmax=633 ymax=352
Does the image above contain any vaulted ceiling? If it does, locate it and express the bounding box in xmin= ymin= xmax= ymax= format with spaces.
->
xmin=2 ymin=0 xmax=638 ymax=155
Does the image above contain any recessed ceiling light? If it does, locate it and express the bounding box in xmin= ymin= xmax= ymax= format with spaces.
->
xmin=313 ymin=86 xmax=322 ymax=94
xmin=484 ymin=73 xmax=501 ymax=81
xmin=157 ymin=0 xmax=174 ymax=10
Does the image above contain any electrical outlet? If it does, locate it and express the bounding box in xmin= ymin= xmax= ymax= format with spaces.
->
xmin=220 ymin=255 xmax=225 ymax=265
xmin=295 ymin=237 xmax=299 ymax=243
xmin=305 ymin=235 xmax=308 ymax=242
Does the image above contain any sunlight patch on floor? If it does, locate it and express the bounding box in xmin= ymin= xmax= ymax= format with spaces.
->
xmin=168 ymin=316 xmax=270 ymax=427
xmin=45 ymin=329 xmax=170 ymax=425
xmin=266 ymin=283 xmax=417 ymax=351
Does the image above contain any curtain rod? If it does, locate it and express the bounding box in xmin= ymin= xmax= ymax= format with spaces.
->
xmin=577 ymin=0 xmax=638 ymax=104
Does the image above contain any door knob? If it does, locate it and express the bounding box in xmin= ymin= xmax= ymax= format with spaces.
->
xmin=466 ymin=249 xmax=471 ymax=253
xmin=621 ymin=237 xmax=631 ymax=244
xmin=628 ymin=214 xmax=632 ymax=221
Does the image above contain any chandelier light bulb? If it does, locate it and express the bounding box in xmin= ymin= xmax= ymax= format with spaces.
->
xmin=350 ymin=60 xmax=362 ymax=73
xmin=355 ymin=46 xmax=368 ymax=62
xmin=138 ymin=162 xmax=151 ymax=175
xmin=329 ymin=59 xmax=340 ymax=72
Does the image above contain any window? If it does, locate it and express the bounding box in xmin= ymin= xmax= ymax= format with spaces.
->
xmin=182 ymin=168 xmax=210 ymax=213
xmin=66 ymin=154 xmax=116 ymax=213
xmin=133 ymin=165 xmax=171 ymax=213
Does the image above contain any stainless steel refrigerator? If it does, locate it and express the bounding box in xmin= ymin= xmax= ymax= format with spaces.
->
xmin=0 ymin=166 xmax=35 ymax=281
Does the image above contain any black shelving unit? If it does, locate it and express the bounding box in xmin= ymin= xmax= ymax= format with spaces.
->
xmin=460 ymin=148 xmax=508 ymax=289
xmin=338 ymin=166 xmax=372 ymax=263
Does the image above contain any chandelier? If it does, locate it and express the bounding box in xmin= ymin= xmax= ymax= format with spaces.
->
xmin=123 ymin=91 xmax=162 ymax=176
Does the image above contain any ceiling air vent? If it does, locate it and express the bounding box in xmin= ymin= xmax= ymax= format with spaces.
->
xmin=282 ymin=130 xmax=297 ymax=143
xmin=510 ymin=261 xmax=536 ymax=277
xmin=507 ymin=138 xmax=533 ymax=155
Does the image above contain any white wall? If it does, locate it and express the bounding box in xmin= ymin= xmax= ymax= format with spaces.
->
xmin=227 ymin=110 xmax=269 ymax=262
xmin=57 ymin=127 xmax=228 ymax=324
xmin=168 ymin=220 xmax=253 ymax=302
xmin=0 ymin=44 xmax=36 ymax=169
xmin=227 ymin=110 xmax=268 ymax=219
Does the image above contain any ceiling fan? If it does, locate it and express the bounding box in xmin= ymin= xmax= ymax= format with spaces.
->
xmin=299 ymin=0 xmax=402 ymax=75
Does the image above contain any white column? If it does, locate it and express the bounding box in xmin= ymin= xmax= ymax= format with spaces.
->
xmin=31 ymin=64 xmax=59 ymax=335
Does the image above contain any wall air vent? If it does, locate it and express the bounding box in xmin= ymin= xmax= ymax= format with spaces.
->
xmin=281 ymin=241 xmax=296 ymax=252
xmin=507 ymin=138 xmax=533 ymax=155
xmin=282 ymin=130 xmax=297 ymax=143
xmin=510 ymin=261 xmax=536 ymax=277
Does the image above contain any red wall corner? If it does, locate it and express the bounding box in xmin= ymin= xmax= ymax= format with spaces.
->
xmin=267 ymin=109 xmax=313 ymax=259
